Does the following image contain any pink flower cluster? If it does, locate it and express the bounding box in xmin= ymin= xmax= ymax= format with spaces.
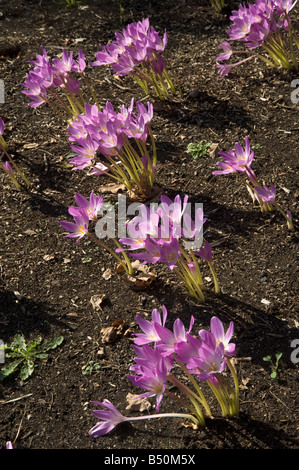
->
xmin=213 ymin=136 xmax=293 ymax=229
xmin=89 ymin=308 xmax=237 ymax=438
xmin=20 ymin=47 xmax=86 ymax=108
xmin=90 ymin=18 xmax=167 ymax=78
xmin=216 ymin=0 xmax=298 ymax=76
xmin=128 ymin=307 xmax=235 ymax=409
xmin=67 ymin=99 xmax=154 ymax=175
xmin=117 ymin=194 xmax=206 ymax=270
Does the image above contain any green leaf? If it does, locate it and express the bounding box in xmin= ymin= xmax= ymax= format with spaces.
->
xmin=12 ymin=334 xmax=26 ymax=351
xmin=0 ymin=359 xmax=24 ymax=381
xmin=41 ymin=336 xmax=64 ymax=352
xmin=20 ymin=360 xmax=34 ymax=381
xmin=275 ymin=352 xmax=282 ymax=361
xmin=27 ymin=337 xmax=43 ymax=353
xmin=263 ymin=355 xmax=272 ymax=362
xmin=270 ymin=371 xmax=277 ymax=379
xmin=34 ymin=353 xmax=48 ymax=360
xmin=186 ymin=141 xmax=211 ymax=159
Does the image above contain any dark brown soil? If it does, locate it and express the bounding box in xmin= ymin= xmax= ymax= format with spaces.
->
xmin=0 ymin=0 xmax=298 ymax=451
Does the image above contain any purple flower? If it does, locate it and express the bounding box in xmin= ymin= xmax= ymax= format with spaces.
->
xmin=134 ymin=306 xmax=168 ymax=346
xmin=159 ymin=237 xmax=180 ymax=270
xmin=0 ymin=117 xmax=4 ymax=136
xmin=214 ymin=136 xmax=254 ymax=174
xmin=254 ymin=183 xmax=276 ymax=205
xmin=199 ymin=316 xmax=236 ymax=357
xmin=60 ymin=209 xmax=89 ymax=242
xmin=154 ymin=316 xmax=195 ymax=357
xmin=188 ymin=331 xmax=227 ymax=381
xmin=216 ymin=41 xmax=233 ymax=62
xmin=89 ymin=400 xmax=128 ymax=438
xmin=195 ymin=240 xmax=213 ymax=262
xmin=3 ymin=161 xmax=13 ymax=175
xmin=130 ymin=238 xmax=162 ymax=265
xmin=68 ymin=191 xmax=104 ymax=222
xmin=126 ymin=356 xmax=168 ymax=411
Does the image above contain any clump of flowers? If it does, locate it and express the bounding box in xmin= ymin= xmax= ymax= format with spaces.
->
xmin=117 ymin=193 xmax=220 ymax=302
xmin=88 ymin=307 xmax=239 ymax=438
xmin=21 ymin=45 xmax=160 ymax=200
xmin=210 ymin=0 xmax=226 ymax=13
xmin=0 ymin=117 xmax=31 ymax=190
xmin=20 ymin=46 xmax=98 ymax=120
xmin=60 ymin=192 xmax=220 ymax=301
xmin=216 ymin=0 xmax=299 ymax=76
xmin=90 ymin=18 xmax=181 ymax=101
xmin=213 ymin=136 xmax=294 ymax=230
xmin=67 ymin=99 xmax=158 ymax=200
xmin=59 ymin=190 xmax=134 ymax=275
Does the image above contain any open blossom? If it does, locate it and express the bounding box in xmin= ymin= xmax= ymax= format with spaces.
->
xmin=60 ymin=209 xmax=89 ymax=242
xmin=254 ymin=183 xmax=276 ymax=205
xmin=89 ymin=311 xmax=239 ymax=438
xmin=217 ymin=136 xmax=254 ymax=173
xmin=68 ymin=191 xmax=104 ymax=221
xmin=188 ymin=331 xmax=227 ymax=381
xmin=199 ymin=316 xmax=236 ymax=357
xmin=216 ymin=41 xmax=233 ymax=62
xmin=217 ymin=0 xmax=299 ymax=76
xmin=154 ymin=316 xmax=195 ymax=357
xmin=89 ymin=400 xmax=128 ymax=438
xmin=134 ymin=306 xmax=168 ymax=346
xmin=126 ymin=355 xmax=168 ymax=411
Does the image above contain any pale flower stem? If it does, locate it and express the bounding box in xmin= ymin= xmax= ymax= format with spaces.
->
xmin=207 ymin=261 xmax=220 ymax=294
xmin=0 ymin=162 xmax=21 ymax=190
xmin=226 ymin=358 xmax=239 ymax=417
xmin=0 ymin=145 xmax=32 ymax=188
xmin=125 ymin=411 xmax=200 ymax=427
xmin=87 ymin=232 xmax=131 ymax=274
xmin=175 ymin=359 xmax=212 ymax=417
xmin=167 ymin=373 xmax=206 ymax=425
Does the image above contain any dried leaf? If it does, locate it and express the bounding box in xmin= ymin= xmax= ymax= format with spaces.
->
xmin=100 ymin=327 xmax=117 ymax=344
xmin=99 ymin=183 xmax=126 ymax=194
xmin=125 ymin=393 xmax=152 ymax=412
xmin=22 ymin=142 xmax=39 ymax=149
xmin=181 ymin=421 xmax=198 ymax=430
xmin=209 ymin=143 xmax=220 ymax=158
xmin=90 ymin=294 xmax=106 ymax=311
xmin=102 ymin=268 xmax=112 ymax=280
xmin=43 ymin=254 xmax=55 ymax=261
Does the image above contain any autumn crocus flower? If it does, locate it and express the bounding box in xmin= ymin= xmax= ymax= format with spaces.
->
xmin=89 ymin=400 xmax=128 ymax=438
xmin=154 ymin=316 xmax=195 ymax=357
xmin=88 ymin=310 xmax=240 ymax=439
xmin=68 ymin=191 xmax=104 ymax=222
xmin=126 ymin=357 xmax=168 ymax=411
xmin=199 ymin=316 xmax=236 ymax=357
xmin=60 ymin=209 xmax=89 ymax=242
xmin=214 ymin=137 xmax=294 ymax=230
xmin=134 ymin=306 xmax=168 ymax=346
xmin=217 ymin=0 xmax=299 ymax=75
xmin=254 ymin=183 xmax=276 ymax=205
xmin=188 ymin=332 xmax=227 ymax=381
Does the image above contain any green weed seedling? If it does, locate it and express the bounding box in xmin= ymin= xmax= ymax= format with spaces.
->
xmin=263 ymin=352 xmax=282 ymax=379
xmin=82 ymin=360 xmax=102 ymax=376
xmin=186 ymin=141 xmax=211 ymax=160
xmin=0 ymin=334 xmax=64 ymax=381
